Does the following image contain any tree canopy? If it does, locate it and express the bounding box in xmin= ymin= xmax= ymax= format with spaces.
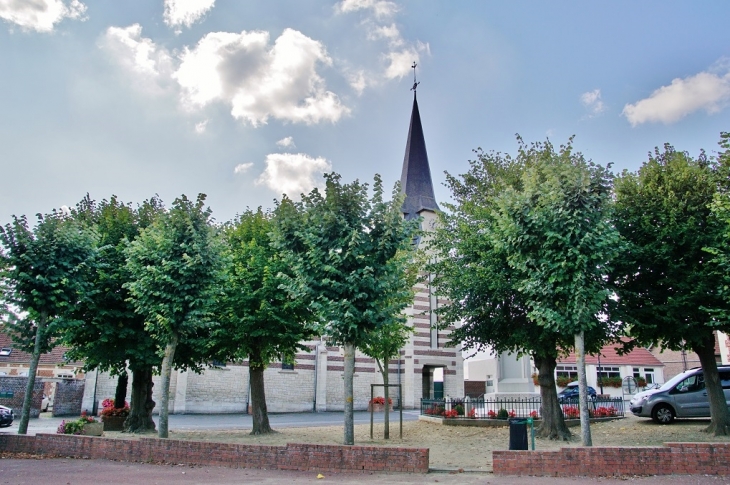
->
xmin=614 ymin=139 xmax=730 ymax=435
xmin=274 ymin=173 xmax=418 ymax=445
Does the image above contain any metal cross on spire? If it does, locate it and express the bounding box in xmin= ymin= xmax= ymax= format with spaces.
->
xmin=410 ymin=62 xmax=420 ymax=93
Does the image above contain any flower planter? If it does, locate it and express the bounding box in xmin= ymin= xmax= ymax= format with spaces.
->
xmin=82 ymin=422 xmax=104 ymax=436
xmin=367 ymin=404 xmax=394 ymax=412
xmin=102 ymin=415 xmax=127 ymax=431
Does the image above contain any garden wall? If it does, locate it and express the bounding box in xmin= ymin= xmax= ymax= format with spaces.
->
xmin=53 ymin=379 xmax=85 ymax=417
xmin=493 ymin=442 xmax=730 ymax=476
xmin=0 ymin=433 xmax=429 ymax=474
xmin=0 ymin=377 xmax=43 ymax=417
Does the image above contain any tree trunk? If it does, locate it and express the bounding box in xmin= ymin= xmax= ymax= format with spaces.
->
xmin=343 ymin=342 xmax=355 ymax=445
xmin=534 ymin=353 xmax=571 ymax=440
xmin=158 ymin=331 xmax=179 ymax=439
xmin=18 ymin=312 xmax=46 ymax=435
xmin=693 ymin=334 xmax=729 ymax=436
xmin=575 ymin=331 xmax=592 ymax=446
xmin=249 ymin=353 xmax=273 ymax=435
xmin=114 ymin=372 xmax=128 ymax=409
xmin=126 ymin=366 xmax=156 ymax=433
xmin=382 ymin=358 xmax=390 ymax=440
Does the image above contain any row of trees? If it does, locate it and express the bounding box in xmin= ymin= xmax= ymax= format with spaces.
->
xmin=0 ymin=174 xmax=417 ymax=444
xmin=428 ymin=132 xmax=730 ymax=442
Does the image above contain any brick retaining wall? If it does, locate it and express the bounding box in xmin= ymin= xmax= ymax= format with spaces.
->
xmin=0 ymin=434 xmax=429 ymax=474
xmin=493 ymin=442 xmax=730 ymax=476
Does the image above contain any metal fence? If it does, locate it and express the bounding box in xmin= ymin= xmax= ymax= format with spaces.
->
xmin=421 ymin=396 xmax=625 ymax=420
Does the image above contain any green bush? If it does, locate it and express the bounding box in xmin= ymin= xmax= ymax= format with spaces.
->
xmin=455 ymin=404 xmax=464 ymax=416
xmin=497 ymin=408 xmax=509 ymax=420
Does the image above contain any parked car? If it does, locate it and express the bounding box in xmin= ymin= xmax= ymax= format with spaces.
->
xmin=630 ymin=366 xmax=730 ymax=424
xmin=558 ymin=382 xmax=597 ymax=403
xmin=41 ymin=394 xmax=52 ymax=412
xmin=0 ymin=405 xmax=14 ymax=427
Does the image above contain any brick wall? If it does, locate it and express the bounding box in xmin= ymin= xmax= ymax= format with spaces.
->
xmin=0 ymin=376 xmax=43 ymax=417
xmin=493 ymin=442 xmax=730 ymax=476
xmin=53 ymin=379 xmax=85 ymax=417
xmin=0 ymin=434 xmax=429 ymax=474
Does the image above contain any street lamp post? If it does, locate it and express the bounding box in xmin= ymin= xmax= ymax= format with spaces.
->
xmin=597 ymin=353 xmax=604 ymax=395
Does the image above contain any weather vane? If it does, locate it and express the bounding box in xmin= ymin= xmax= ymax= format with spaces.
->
xmin=410 ymin=62 xmax=419 ymax=93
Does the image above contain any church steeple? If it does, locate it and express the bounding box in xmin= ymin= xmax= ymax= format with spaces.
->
xmin=400 ymin=63 xmax=439 ymax=219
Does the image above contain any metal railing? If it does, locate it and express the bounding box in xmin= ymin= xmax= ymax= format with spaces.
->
xmin=421 ymin=396 xmax=624 ymax=420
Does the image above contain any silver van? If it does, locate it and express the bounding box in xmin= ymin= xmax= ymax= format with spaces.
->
xmin=629 ymin=366 xmax=730 ymax=424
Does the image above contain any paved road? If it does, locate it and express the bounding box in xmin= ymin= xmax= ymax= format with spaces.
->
xmin=2 ymin=410 xmax=421 ymax=435
xmin=0 ymin=459 xmax=727 ymax=485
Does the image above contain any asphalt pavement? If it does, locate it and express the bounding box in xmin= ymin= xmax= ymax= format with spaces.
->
xmin=2 ymin=409 xmax=421 ymax=435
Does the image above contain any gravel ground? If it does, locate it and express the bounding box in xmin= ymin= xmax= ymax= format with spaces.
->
xmin=99 ymin=414 xmax=730 ymax=471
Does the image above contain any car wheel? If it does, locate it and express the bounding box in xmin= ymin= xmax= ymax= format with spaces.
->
xmin=652 ymin=404 xmax=675 ymax=424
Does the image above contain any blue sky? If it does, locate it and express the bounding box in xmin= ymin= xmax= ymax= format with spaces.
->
xmin=1 ymin=1 xmax=729 ymax=223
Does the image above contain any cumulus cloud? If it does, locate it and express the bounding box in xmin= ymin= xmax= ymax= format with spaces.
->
xmin=255 ymin=153 xmax=331 ymax=198
xmin=163 ymin=0 xmax=215 ymax=29
xmin=336 ymin=0 xmax=429 ymax=92
xmin=580 ymin=89 xmax=606 ymax=117
xmin=100 ymin=24 xmax=174 ymax=93
xmin=276 ymin=136 xmax=295 ymax=148
xmin=233 ymin=162 xmax=253 ymax=174
xmin=623 ymin=68 xmax=730 ymax=126
xmin=174 ymin=28 xmax=349 ymax=125
xmin=0 ymin=0 xmax=86 ymax=33
xmin=336 ymin=0 xmax=399 ymax=19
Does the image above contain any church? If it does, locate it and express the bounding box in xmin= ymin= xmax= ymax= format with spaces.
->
xmin=82 ymin=85 xmax=464 ymax=414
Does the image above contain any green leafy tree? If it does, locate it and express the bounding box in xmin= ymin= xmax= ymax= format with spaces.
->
xmin=125 ymin=194 xmax=223 ymax=438
xmin=707 ymin=133 xmax=730 ymax=325
xmin=274 ymin=174 xmax=418 ymax=445
xmin=428 ymin=139 xmax=616 ymax=441
xmin=0 ymin=212 xmax=98 ymax=434
xmin=492 ymin=139 xmax=621 ymax=446
xmin=64 ymin=195 xmax=163 ymax=432
xmin=614 ymin=141 xmax=730 ymax=435
xmin=358 ymin=247 xmax=416 ymax=440
xmin=213 ymin=208 xmax=315 ymax=435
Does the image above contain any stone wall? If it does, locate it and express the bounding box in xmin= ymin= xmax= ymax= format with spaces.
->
xmin=493 ymin=443 xmax=730 ymax=476
xmin=0 ymin=433 xmax=429 ymax=474
xmin=0 ymin=376 xmax=43 ymax=417
xmin=52 ymin=379 xmax=85 ymax=417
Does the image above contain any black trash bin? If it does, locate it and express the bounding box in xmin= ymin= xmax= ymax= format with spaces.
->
xmin=508 ymin=418 xmax=528 ymax=450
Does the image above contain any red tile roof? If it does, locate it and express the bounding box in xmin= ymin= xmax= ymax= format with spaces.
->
xmin=558 ymin=337 xmax=663 ymax=367
xmin=0 ymin=333 xmax=82 ymax=366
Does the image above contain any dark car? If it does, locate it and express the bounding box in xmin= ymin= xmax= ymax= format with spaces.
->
xmin=558 ymin=382 xmax=597 ymax=403
xmin=0 ymin=405 xmax=13 ymax=427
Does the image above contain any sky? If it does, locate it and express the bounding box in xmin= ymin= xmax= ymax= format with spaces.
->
xmin=1 ymin=0 xmax=729 ymax=224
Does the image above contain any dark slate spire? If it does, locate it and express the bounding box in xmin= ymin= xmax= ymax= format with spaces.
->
xmin=400 ymin=91 xmax=439 ymax=218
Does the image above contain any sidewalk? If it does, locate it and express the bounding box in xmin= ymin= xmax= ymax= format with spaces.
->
xmin=0 ymin=458 xmax=727 ymax=485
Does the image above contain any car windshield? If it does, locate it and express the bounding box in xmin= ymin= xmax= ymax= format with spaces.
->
xmin=659 ymin=370 xmax=699 ymax=392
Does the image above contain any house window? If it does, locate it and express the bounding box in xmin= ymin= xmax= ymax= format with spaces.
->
xmin=597 ymin=366 xmax=620 ymax=379
xmin=0 ymin=348 xmax=11 ymax=356
xmin=211 ymin=360 xmax=226 ymax=368
xmin=633 ymin=367 xmax=654 ymax=384
xmin=281 ymin=362 xmax=295 ymax=370
xmin=556 ymin=365 xmax=578 ymax=379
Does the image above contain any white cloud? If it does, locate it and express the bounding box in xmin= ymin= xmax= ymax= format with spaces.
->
xmin=255 ymin=153 xmax=331 ymax=198
xmin=337 ymin=1 xmax=429 ymax=91
xmin=580 ymin=89 xmax=605 ymax=117
xmin=194 ymin=120 xmax=208 ymax=133
xmin=383 ymin=41 xmax=429 ymax=80
xmin=336 ymin=0 xmax=399 ymax=19
xmin=233 ymin=162 xmax=253 ymax=174
xmin=174 ymin=28 xmax=349 ymax=126
xmin=163 ymin=0 xmax=215 ymax=29
xmin=100 ymin=24 xmax=174 ymax=93
xmin=623 ymin=68 xmax=730 ymax=126
xmin=276 ymin=136 xmax=295 ymax=148
xmin=0 ymin=0 xmax=86 ymax=33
